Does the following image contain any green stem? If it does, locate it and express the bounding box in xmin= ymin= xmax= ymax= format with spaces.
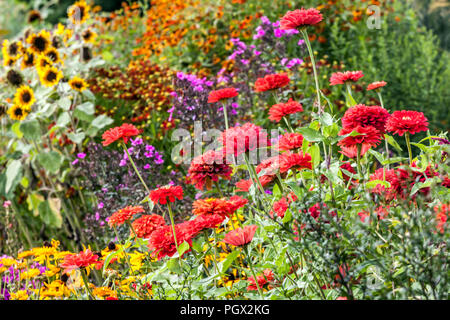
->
xmin=122 ymin=141 xmax=151 ymax=195
xmin=80 ymin=268 xmax=95 ymax=300
xmin=167 ymin=203 xmax=181 ymax=263
xmin=222 ymin=101 xmax=229 ymax=131
xmin=356 ymin=144 xmax=363 ymax=183
xmin=301 ymin=29 xmax=321 ymax=114
xmin=405 ymin=132 xmax=413 ymax=166
xmin=213 ymin=180 xmax=225 ymax=198
xmin=246 ymin=246 xmax=264 ymax=299
xmin=283 ymin=116 xmax=294 ymax=133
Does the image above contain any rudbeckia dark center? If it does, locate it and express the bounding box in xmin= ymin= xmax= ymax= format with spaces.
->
xmin=33 ymin=36 xmax=47 ymax=51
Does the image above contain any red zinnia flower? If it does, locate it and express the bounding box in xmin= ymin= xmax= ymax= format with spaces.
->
xmin=102 ymin=123 xmax=140 ymax=146
xmin=385 ymin=110 xmax=428 ymax=136
xmin=224 ymin=224 xmax=258 ymax=247
xmin=337 ymin=125 xmax=382 ymax=158
xmin=277 ymin=132 xmax=304 ymax=151
xmin=340 ymin=162 xmax=357 ymax=188
xmin=107 ymin=205 xmax=145 ymax=228
xmin=60 ymin=248 xmax=99 ymax=274
xmin=268 ymin=98 xmax=304 ymax=122
xmin=434 ymin=203 xmax=449 ymax=234
xmin=149 ymin=186 xmax=183 ymax=205
xmin=329 ymin=71 xmax=364 ymax=86
xmin=191 ymin=214 xmax=225 ymax=231
xmin=187 ymin=150 xmax=232 ymax=190
xmin=148 ymin=221 xmax=198 ymax=260
xmin=247 ymin=269 xmax=274 ymax=291
xmin=220 ymin=122 xmax=270 ymax=157
xmin=279 ymin=151 xmax=312 ymax=173
xmin=254 ymin=73 xmax=290 ymax=92
xmin=342 ymin=104 xmax=391 ymax=134
xmin=131 ymin=214 xmax=166 ymax=238
xmin=193 ymin=196 xmax=247 ymax=218
xmin=255 ymin=155 xmax=281 ymax=182
xmin=367 ymin=81 xmax=387 ymax=91
xmin=368 ymin=168 xmax=404 ymax=201
xmin=280 ymin=8 xmax=323 ymax=30
xmin=208 ymin=87 xmax=238 ymax=103
xmin=271 ymin=197 xmax=289 ymax=218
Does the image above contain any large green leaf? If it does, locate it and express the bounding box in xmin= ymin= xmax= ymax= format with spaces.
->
xmin=20 ymin=119 xmax=41 ymax=141
xmin=37 ymin=151 xmax=63 ymax=174
xmin=5 ymin=159 xmax=22 ymax=194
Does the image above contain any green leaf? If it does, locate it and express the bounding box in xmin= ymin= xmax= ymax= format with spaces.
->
xmin=366 ymin=179 xmax=391 ymax=190
xmin=297 ymin=127 xmax=324 ymax=142
xmin=282 ymin=208 xmax=292 ymax=223
xmin=74 ymin=102 xmax=95 ymax=121
xmin=20 ymin=119 xmax=41 ymax=141
xmin=67 ymin=132 xmax=86 ymax=144
xmin=385 ymin=134 xmax=402 ymax=152
xmin=56 ymin=112 xmax=71 ymax=127
xmin=177 ymin=241 xmax=190 ymax=256
xmin=91 ymin=114 xmax=113 ymax=129
xmin=5 ymin=160 xmax=22 ymax=194
xmin=103 ymin=246 xmax=125 ymax=273
xmin=11 ymin=122 xmax=23 ymax=139
xmin=38 ymin=199 xmax=62 ymax=228
xmin=37 ymin=151 xmax=62 ymax=174
xmin=319 ymin=112 xmax=334 ymax=127
xmin=102 ymin=51 xmax=114 ymax=61
xmin=219 ymin=250 xmax=240 ymax=273
xmin=307 ymin=144 xmax=321 ymax=168
xmin=167 ymin=258 xmax=182 ymax=274
xmin=58 ymin=97 xmax=72 ymax=111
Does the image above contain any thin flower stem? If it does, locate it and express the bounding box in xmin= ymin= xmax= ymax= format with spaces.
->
xmin=80 ymin=268 xmax=95 ymax=300
xmin=405 ymin=132 xmax=413 ymax=166
xmin=222 ymin=101 xmax=229 ymax=131
xmin=122 ymin=141 xmax=151 ymax=195
xmin=213 ymin=180 xmax=225 ymax=198
xmin=113 ymin=226 xmax=134 ymax=275
xmin=301 ymin=29 xmax=321 ymax=114
xmin=167 ymin=203 xmax=181 ymax=264
xmin=245 ymin=246 xmax=264 ymax=299
xmin=356 ymin=144 xmax=363 ymax=184
xmin=283 ymin=116 xmax=294 ymax=133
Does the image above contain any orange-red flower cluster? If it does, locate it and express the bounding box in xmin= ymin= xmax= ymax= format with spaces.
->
xmin=268 ymin=98 xmax=304 ymax=123
xmin=385 ymin=110 xmax=428 ymax=136
xmin=254 ymin=73 xmax=290 ymax=92
xmin=207 ymin=87 xmax=238 ymax=103
xmin=280 ymin=8 xmax=323 ymax=30
xmin=247 ymin=269 xmax=274 ymax=291
xmin=337 ymin=125 xmax=382 ymax=158
xmin=187 ymin=150 xmax=232 ymax=190
xmin=329 ymin=71 xmax=364 ymax=86
xmin=108 ymin=205 xmax=145 ymax=228
xmin=149 ymin=186 xmax=183 ymax=205
xmin=102 ymin=123 xmax=140 ymax=146
xmin=131 ymin=214 xmax=166 ymax=238
xmin=60 ymin=249 xmax=99 ymax=274
xmin=224 ymin=224 xmax=258 ymax=247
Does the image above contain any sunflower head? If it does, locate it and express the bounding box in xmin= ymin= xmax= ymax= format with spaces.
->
xmin=21 ymin=50 xmax=35 ymax=69
xmin=81 ymin=46 xmax=93 ymax=62
xmin=8 ymin=104 xmax=29 ymax=121
xmin=38 ymin=66 xmax=62 ymax=87
xmin=81 ymin=29 xmax=97 ymax=43
xmin=68 ymin=76 xmax=88 ymax=92
xmin=68 ymin=1 xmax=90 ymax=25
xmin=36 ymin=55 xmax=53 ymax=71
xmin=6 ymin=69 xmax=23 ymax=86
xmin=27 ymin=10 xmax=42 ymax=24
xmin=27 ymin=30 xmax=51 ymax=54
xmin=13 ymin=85 xmax=36 ymax=109
xmin=45 ymin=47 xmax=61 ymax=64
xmin=2 ymin=40 xmax=23 ymax=60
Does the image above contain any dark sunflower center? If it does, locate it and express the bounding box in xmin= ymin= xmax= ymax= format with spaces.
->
xmin=14 ymin=107 xmax=23 ymax=117
xmin=74 ymin=6 xmax=85 ymax=21
xmin=47 ymin=51 xmax=57 ymax=61
xmin=28 ymin=12 xmax=41 ymax=23
xmin=8 ymin=43 xmax=19 ymax=56
xmin=25 ymin=53 xmax=34 ymax=65
xmin=33 ymin=36 xmax=47 ymax=52
xmin=6 ymin=70 xmax=23 ymax=86
xmin=46 ymin=71 xmax=57 ymax=82
xmin=74 ymin=81 xmax=83 ymax=89
xmin=83 ymin=31 xmax=91 ymax=40
xmin=22 ymin=92 xmax=31 ymax=103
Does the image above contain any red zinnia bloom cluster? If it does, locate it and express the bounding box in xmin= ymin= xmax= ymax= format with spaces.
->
xmin=60 ymin=249 xmax=98 ymax=274
xmin=270 ymin=193 xmax=297 ymax=219
xmin=280 ymin=8 xmax=323 ymax=30
xmin=385 ymin=110 xmax=428 ymax=136
xmin=342 ymin=104 xmax=391 ymax=134
xmin=279 ymin=151 xmax=312 ymax=173
xmin=329 ymin=71 xmax=364 ymax=86
xmin=149 ymin=186 xmax=183 ymax=205
xmin=192 ymin=196 xmax=248 ymax=218
xmin=207 ymin=88 xmax=238 ymax=103
xmin=224 ymin=224 xmax=258 ymax=247
xmin=337 ymin=125 xmax=382 ymax=158
xmin=102 ymin=123 xmax=140 ymax=146
xmin=358 ymin=206 xmax=389 ymax=223
xmin=148 ymin=221 xmax=198 ymax=260
xmin=268 ymin=98 xmax=304 ymax=122
xmin=307 ymin=202 xmax=327 ymax=219
xmin=255 ymin=156 xmax=281 ymax=182
xmin=367 ymin=81 xmax=387 ymax=91
xmin=340 ymin=162 xmax=357 ymax=188
xmin=131 ymin=214 xmax=165 ymax=238
xmin=187 ymin=150 xmax=232 ymax=190
xmin=235 ymin=176 xmax=273 ymax=192
xmin=191 ymin=214 xmax=225 ymax=231
xmin=434 ymin=203 xmax=448 ymax=234
xmin=254 ymin=73 xmax=290 ymax=92
xmin=220 ymin=122 xmax=270 ymax=157
xmin=277 ymin=132 xmax=304 ymax=151
xmin=247 ymin=269 xmax=274 ymax=291
xmin=369 ymin=168 xmax=404 ymax=201
xmin=108 ymin=205 xmax=145 ymax=228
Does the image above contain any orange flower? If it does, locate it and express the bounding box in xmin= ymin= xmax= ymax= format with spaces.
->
xmin=224 ymin=225 xmax=258 ymax=247
xmin=102 ymin=123 xmax=140 ymax=146
xmin=107 ymin=206 xmax=145 ymax=228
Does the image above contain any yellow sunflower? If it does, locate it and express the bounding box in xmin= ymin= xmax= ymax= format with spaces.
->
xmin=45 ymin=46 xmax=62 ymax=64
xmin=68 ymin=0 xmax=90 ymax=25
xmin=13 ymin=85 xmax=36 ymax=109
xmin=7 ymin=104 xmax=29 ymax=121
xmin=26 ymin=30 xmax=51 ymax=55
xmin=21 ymin=49 xmax=35 ymax=69
xmin=38 ymin=65 xmax=62 ymax=87
xmin=3 ymin=56 xmax=17 ymax=67
xmin=35 ymin=54 xmax=53 ymax=71
xmin=2 ymin=39 xmax=23 ymax=60
xmin=81 ymin=28 xmax=97 ymax=43
xmin=68 ymin=76 xmax=88 ymax=92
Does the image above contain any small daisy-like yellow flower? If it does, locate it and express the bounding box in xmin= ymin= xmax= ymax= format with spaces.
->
xmin=3 ymin=55 xmax=17 ymax=67
xmin=20 ymin=268 xmax=41 ymax=280
xmin=39 ymin=280 xmax=70 ymax=299
xmin=68 ymin=76 xmax=88 ymax=92
xmin=38 ymin=65 xmax=62 ymax=87
xmin=93 ymin=286 xmax=116 ymax=299
xmin=7 ymin=104 xmax=29 ymax=121
xmin=13 ymin=85 xmax=36 ymax=109
xmin=31 ymin=246 xmax=58 ymax=264
xmin=10 ymin=290 xmax=29 ymax=300
xmin=0 ymin=257 xmax=16 ymax=267
xmin=17 ymin=250 xmax=35 ymax=260
xmin=68 ymin=0 xmax=90 ymax=25
xmin=27 ymin=30 xmax=51 ymax=55
xmin=44 ymin=264 xmax=60 ymax=277
xmin=35 ymin=54 xmax=53 ymax=71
